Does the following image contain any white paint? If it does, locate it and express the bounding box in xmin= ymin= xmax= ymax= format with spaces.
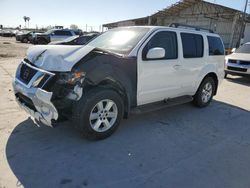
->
xmin=26 ymin=45 xmax=95 ymax=72
xmin=137 ymin=28 xmax=225 ymax=106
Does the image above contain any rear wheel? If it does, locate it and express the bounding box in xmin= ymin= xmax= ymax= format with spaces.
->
xmin=193 ymin=77 xmax=215 ymax=108
xmin=22 ymin=38 xmax=28 ymax=43
xmin=73 ymin=88 xmax=124 ymax=140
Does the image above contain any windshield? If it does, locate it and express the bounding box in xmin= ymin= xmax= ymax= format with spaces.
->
xmin=44 ymin=30 xmax=54 ymax=35
xmin=87 ymin=27 xmax=150 ymax=55
xmin=235 ymin=44 xmax=250 ymax=53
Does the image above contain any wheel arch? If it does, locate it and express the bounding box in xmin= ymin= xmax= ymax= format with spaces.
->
xmin=198 ymin=72 xmax=219 ymax=95
xmin=93 ymin=78 xmax=130 ymax=118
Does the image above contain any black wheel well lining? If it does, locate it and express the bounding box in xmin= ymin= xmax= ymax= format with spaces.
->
xmin=94 ymin=79 xmax=130 ymax=118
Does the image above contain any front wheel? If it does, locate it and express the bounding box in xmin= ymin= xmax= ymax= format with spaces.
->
xmin=72 ymin=88 xmax=124 ymax=140
xmin=193 ymin=77 xmax=215 ymax=108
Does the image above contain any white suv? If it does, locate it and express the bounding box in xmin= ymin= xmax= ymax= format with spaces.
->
xmin=13 ymin=26 xmax=225 ymax=140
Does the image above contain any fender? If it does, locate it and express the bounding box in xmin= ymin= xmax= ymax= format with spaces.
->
xmin=193 ymin=63 xmax=219 ymax=93
xmin=73 ymin=50 xmax=137 ymax=108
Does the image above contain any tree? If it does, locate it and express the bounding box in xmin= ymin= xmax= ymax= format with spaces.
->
xmin=70 ymin=24 xmax=79 ymax=30
xmin=26 ymin=17 xmax=30 ymax=28
xmin=23 ymin=16 xmax=30 ymax=28
xmin=23 ymin=16 xmax=27 ymax=28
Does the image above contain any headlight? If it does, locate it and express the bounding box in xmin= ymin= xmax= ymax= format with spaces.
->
xmin=57 ymin=71 xmax=85 ymax=85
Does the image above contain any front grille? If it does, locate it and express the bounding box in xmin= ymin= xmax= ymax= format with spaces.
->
xmin=20 ymin=63 xmax=38 ymax=84
xmin=37 ymin=74 xmax=51 ymax=88
xmin=239 ymin=61 xmax=250 ymax=65
xmin=228 ymin=59 xmax=237 ymax=64
xmin=16 ymin=93 xmax=37 ymax=112
xmin=227 ymin=66 xmax=247 ymax=72
xmin=228 ymin=59 xmax=250 ymax=65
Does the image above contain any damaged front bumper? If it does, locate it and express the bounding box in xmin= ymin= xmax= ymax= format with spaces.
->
xmin=13 ymin=61 xmax=59 ymax=126
xmin=13 ymin=79 xmax=59 ymax=126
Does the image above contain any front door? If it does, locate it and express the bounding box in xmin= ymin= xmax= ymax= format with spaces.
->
xmin=137 ymin=30 xmax=183 ymax=105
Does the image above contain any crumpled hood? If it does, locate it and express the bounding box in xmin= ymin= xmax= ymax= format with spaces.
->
xmin=26 ymin=45 xmax=95 ymax=72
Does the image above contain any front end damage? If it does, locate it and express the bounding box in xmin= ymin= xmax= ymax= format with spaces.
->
xmin=13 ymin=59 xmax=84 ymax=126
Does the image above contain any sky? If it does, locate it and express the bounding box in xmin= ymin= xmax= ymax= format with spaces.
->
xmin=0 ymin=0 xmax=249 ymax=31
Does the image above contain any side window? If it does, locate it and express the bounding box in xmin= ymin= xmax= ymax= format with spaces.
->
xmin=207 ymin=36 xmax=225 ymax=55
xmin=181 ymin=33 xmax=204 ymax=58
xmin=54 ymin=30 xmax=63 ymax=36
xmin=142 ymin=31 xmax=178 ymax=60
xmin=54 ymin=30 xmax=72 ymax=36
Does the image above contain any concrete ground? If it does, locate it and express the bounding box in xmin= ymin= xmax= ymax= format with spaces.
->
xmin=0 ymin=37 xmax=250 ymax=188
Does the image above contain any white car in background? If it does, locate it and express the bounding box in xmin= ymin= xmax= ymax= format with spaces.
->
xmin=225 ymin=43 xmax=250 ymax=77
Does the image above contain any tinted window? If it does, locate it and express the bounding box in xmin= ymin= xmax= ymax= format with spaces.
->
xmin=142 ymin=31 xmax=178 ymax=60
xmin=181 ymin=33 xmax=204 ymax=58
xmin=207 ymin=36 xmax=224 ymax=55
xmin=54 ymin=30 xmax=72 ymax=36
xmin=76 ymin=37 xmax=88 ymax=45
xmin=74 ymin=31 xmax=80 ymax=35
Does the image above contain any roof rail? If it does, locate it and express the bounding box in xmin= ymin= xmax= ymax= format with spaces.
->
xmin=169 ymin=23 xmax=214 ymax=33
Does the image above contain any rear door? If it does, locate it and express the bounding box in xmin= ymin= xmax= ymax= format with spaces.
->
xmin=178 ymin=32 xmax=206 ymax=94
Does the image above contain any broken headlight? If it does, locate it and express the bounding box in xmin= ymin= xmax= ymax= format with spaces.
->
xmin=57 ymin=71 xmax=85 ymax=85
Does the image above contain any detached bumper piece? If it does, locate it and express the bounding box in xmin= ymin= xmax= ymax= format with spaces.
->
xmin=13 ymin=60 xmax=58 ymax=126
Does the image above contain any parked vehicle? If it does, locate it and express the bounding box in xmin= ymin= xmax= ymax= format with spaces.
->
xmin=31 ymin=29 xmax=79 ymax=44
xmin=16 ymin=31 xmax=35 ymax=43
xmin=225 ymin=43 xmax=250 ymax=77
xmin=12 ymin=26 xmax=225 ymax=140
xmin=0 ymin=30 xmax=13 ymax=37
xmin=49 ymin=33 xmax=99 ymax=45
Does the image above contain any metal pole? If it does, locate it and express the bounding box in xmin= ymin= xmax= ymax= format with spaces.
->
xmin=243 ymin=0 xmax=248 ymax=22
xmin=239 ymin=0 xmax=248 ymax=46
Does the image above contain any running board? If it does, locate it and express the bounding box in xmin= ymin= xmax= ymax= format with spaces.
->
xmin=131 ymin=96 xmax=193 ymax=114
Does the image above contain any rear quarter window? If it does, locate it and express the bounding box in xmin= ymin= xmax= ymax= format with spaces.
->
xmin=207 ymin=36 xmax=224 ymax=55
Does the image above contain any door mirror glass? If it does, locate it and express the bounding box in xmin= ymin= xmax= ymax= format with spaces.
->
xmin=146 ymin=47 xmax=165 ymax=59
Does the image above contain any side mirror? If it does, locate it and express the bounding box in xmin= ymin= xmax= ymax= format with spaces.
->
xmin=231 ymin=48 xmax=236 ymax=53
xmin=146 ymin=47 xmax=165 ymax=59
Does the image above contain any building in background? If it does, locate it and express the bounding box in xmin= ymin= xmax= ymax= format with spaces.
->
xmin=103 ymin=0 xmax=250 ymax=48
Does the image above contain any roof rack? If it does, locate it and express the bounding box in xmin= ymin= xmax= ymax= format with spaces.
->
xmin=169 ymin=23 xmax=214 ymax=33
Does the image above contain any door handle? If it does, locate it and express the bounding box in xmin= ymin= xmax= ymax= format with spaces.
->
xmin=173 ymin=65 xmax=182 ymax=70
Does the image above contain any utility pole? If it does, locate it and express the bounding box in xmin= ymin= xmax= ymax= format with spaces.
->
xmin=238 ymin=0 xmax=248 ymax=47
xmin=243 ymin=0 xmax=248 ymax=23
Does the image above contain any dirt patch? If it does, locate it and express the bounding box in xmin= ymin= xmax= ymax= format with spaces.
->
xmin=0 ymin=53 xmax=16 ymax=58
xmin=0 ymin=37 xmax=31 ymax=60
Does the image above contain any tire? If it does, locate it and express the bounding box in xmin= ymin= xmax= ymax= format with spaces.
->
xmin=38 ymin=39 xmax=47 ymax=45
xmin=193 ymin=77 xmax=216 ymax=108
xmin=22 ymin=38 xmax=28 ymax=43
xmin=224 ymin=73 xmax=228 ymax=79
xmin=72 ymin=87 xmax=124 ymax=140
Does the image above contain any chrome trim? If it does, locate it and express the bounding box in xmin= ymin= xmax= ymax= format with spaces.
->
xmin=17 ymin=61 xmax=54 ymax=88
xmin=22 ymin=60 xmax=55 ymax=76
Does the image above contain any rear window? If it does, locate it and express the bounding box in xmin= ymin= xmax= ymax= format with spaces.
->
xmin=181 ymin=33 xmax=204 ymax=58
xmin=207 ymin=36 xmax=224 ymax=55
